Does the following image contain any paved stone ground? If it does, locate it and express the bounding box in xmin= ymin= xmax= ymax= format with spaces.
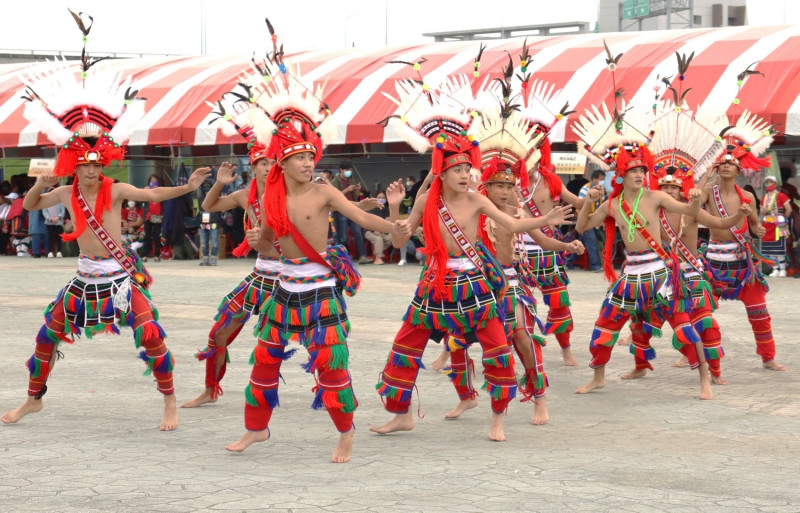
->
xmin=1 ymin=256 xmax=798 ymax=512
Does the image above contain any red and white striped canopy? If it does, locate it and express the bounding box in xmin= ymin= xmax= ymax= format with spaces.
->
xmin=2 ymin=24 xmax=800 ymax=151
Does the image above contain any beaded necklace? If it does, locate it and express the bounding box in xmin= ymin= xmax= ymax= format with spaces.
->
xmin=618 ymin=188 xmax=647 ymax=242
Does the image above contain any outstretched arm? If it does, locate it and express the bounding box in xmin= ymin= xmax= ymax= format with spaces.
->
xmin=575 ymin=188 xmax=608 ymax=233
xmin=202 ymin=162 xmax=246 ymax=212
xmin=658 ymin=188 xmax=702 ymax=217
xmin=481 ymin=194 xmax=573 ymax=234
xmin=696 ymin=202 xmax=749 ymax=229
xmin=23 ymin=175 xmax=67 ymax=211
xmin=118 ymin=167 xmax=211 ymax=203
xmin=528 ymin=228 xmax=584 ymax=254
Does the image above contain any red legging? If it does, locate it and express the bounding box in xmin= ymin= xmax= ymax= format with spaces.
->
xmin=27 ymin=286 xmax=174 ymax=397
xmin=541 ymin=283 xmax=573 ymax=349
xmin=589 ymin=310 xmax=700 ymax=370
xmin=244 ymin=337 xmax=355 ymax=433
xmin=630 ymin=313 xmax=703 ymax=371
xmin=738 ymin=282 xmax=776 ymax=363
xmin=379 ymin=318 xmax=516 ymax=415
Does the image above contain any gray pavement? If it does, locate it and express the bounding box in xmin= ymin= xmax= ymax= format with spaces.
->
xmin=0 ymin=256 xmax=798 ymax=513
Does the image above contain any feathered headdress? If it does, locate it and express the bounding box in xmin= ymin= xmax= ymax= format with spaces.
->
xmin=242 ymin=19 xmax=336 ymax=238
xmin=570 ymin=42 xmax=658 ymax=281
xmin=648 ymin=103 xmax=728 ymax=197
xmin=714 ymin=110 xmax=774 ymax=176
xmin=474 ymin=105 xmax=542 ymax=190
xmin=380 ymin=52 xmax=486 ymax=299
xmin=710 ymin=62 xmax=775 ymax=184
xmin=20 ymin=9 xmax=145 ymax=242
xmin=21 ymin=10 xmax=144 ymax=178
xmin=207 ymin=80 xmax=271 ymax=164
xmin=515 ymin=40 xmax=575 ymax=199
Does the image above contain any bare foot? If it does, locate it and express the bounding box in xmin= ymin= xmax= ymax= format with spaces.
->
xmin=370 ymin=412 xmax=415 ymax=434
xmin=763 ymin=360 xmax=787 ymax=371
xmin=160 ymin=394 xmax=179 ymax=431
xmin=672 ymin=355 xmax=689 ymax=368
xmin=431 ymin=348 xmax=449 ymax=371
xmin=489 ymin=412 xmax=505 ymax=441
xmin=1 ymin=397 xmax=43 ymax=424
xmin=180 ymin=388 xmax=218 ymax=408
xmin=711 ymin=375 xmax=728 ymax=385
xmin=532 ymin=396 xmax=549 ymax=425
xmin=445 ymin=397 xmax=478 ymax=419
xmin=561 ymin=347 xmax=579 ymax=367
xmin=332 ymin=429 xmax=354 ymax=463
xmin=618 ymin=334 xmax=632 ymax=346
xmin=225 ymin=428 xmax=270 ymax=452
xmin=698 ymin=366 xmax=713 ymax=401
xmin=575 ymin=368 xmax=606 ymax=394
xmin=620 ymin=368 xmax=648 ymax=380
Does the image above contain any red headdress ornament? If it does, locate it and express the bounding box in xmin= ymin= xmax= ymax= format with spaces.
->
xmin=571 ymin=42 xmax=660 ymax=281
xmin=238 ymin=19 xmax=335 ymax=238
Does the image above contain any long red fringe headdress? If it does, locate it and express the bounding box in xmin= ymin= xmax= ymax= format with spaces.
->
xmin=234 ymin=19 xmax=336 ymax=239
xmin=20 ymin=9 xmax=145 ymax=242
xmin=380 ymin=59 xmax=485 ymax=298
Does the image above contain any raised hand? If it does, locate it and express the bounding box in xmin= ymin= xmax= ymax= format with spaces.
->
xmin=187 ymin=167 xmax=212 ymax=190
xmin=357 ymin=197 xmax=382 ymax=211
xmin=216 ymin=162 xmax=237 ymax=185
xmin=545 ymin=205 xmax=574 ymax=226
xmin=36 ymin=173 xmax=60 ymax=188
xmin=386 ymin=180 xmax=406 ymax=206
xmin=586 ymin=187 xmax=603 ymax=201
xmin=738 ymin=202 xmax=752 ymax=217
xmin=687 ymin=188 xmax=702 ymax=202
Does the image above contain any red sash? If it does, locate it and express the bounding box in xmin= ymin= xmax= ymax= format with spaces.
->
xmin=658 ymin=210 xmax=702 ymax=272
xmin=75 ymin=186 xmax=151 ymax=288
xmin=287 ymin=221 xmax=333 ymax=271
xmin=619 ymin=198 xmax=670 ymax=261
xmin=712 ymin=184 xmax=773 ymax=266
xmin=436 ymin=197 xmax=485 ymax=274
xmin=520 ymin=186 xmax=556 ymax=239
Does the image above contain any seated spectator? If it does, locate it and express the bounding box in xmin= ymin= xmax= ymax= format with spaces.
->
xmin=121 ymin=199 xmax=145 ymax=252
xmin=363 ymin=190 xmax=392 ymax=265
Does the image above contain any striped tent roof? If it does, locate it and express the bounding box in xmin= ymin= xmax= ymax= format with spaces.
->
xmin=1 ymin=24 xmax=799 ymax=151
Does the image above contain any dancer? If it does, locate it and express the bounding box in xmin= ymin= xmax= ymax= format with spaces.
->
xmin=1 ymin=10 xmax=210 ymax=430
xmin=623 ymin=90 xmax=753 ymax=384
xmin=223 ymin=26 xmax=408 ymax=461
xmin=701 ymin=116 xmax=786 ymax=370
xmin=437 ymin=97 xmax=583 ymax=426
xmin=571 ymin=95 xmax=711 ymax=399
xmin=516 ymin=72 xmax=584 ymax=366
xmin=371 ymin=74 xmax=572 ymax=441
xmin=182 ymin=158 xmax=281 ymax=407
xmin=181 ymin=86 xmax=283 ymax=408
